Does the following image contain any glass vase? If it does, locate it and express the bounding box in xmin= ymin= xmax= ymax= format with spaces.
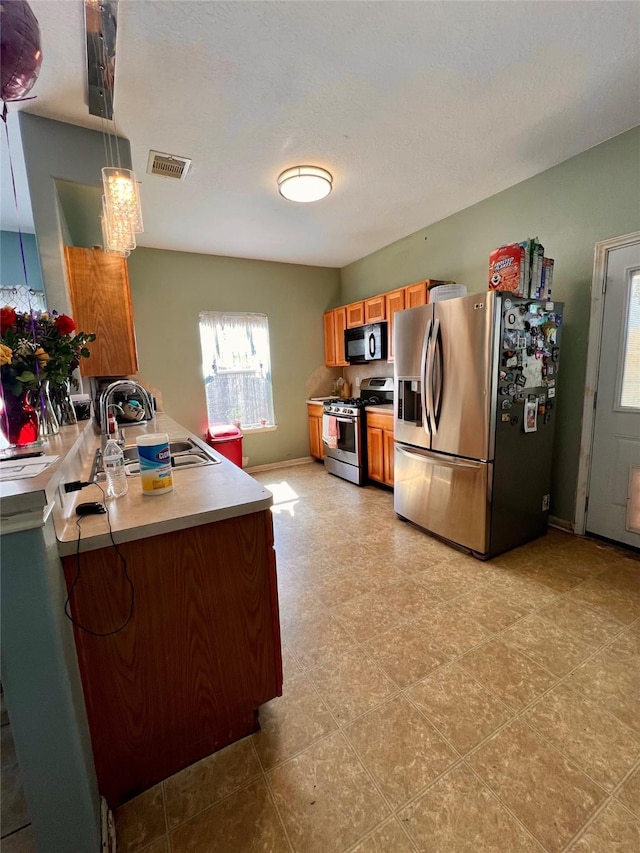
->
xmin=31 ymin=380 xmax=60 ymax=438
xmin=50 ymin=380 xmax=78 ymax=427
xmin=0 ymin=386 xmax=39 ymax=447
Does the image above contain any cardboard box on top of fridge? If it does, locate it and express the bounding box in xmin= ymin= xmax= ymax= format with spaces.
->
xmin=489 ymin=238 xmax=555 ymax=299
xmin=488 ymin=243 xmax=527 ymax=296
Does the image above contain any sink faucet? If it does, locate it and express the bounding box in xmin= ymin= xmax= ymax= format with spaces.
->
xmin=99 ymin=380 xmax=154 ymax=439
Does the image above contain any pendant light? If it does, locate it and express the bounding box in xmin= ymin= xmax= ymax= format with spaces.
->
xmin=87 ymin=0 xmax=143 ymax=255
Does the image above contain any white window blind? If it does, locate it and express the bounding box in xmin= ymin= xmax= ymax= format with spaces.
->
xmin=199 ymin=312 xmax=275 ymax=430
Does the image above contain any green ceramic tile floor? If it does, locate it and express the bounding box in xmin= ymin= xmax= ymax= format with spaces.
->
xmin=109 ymin=463 xmax=638 ymax=851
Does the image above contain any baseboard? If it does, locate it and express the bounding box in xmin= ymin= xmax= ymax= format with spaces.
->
xmin=549 ymin=515 xmax=575 ymax=533
xmin=101 ymin=796 xmax=116 ymax=852
xmin=245 ymin=456 xmax=315 ymax=473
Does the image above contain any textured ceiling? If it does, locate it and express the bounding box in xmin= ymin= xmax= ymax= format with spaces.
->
xmin=2 ymin=0 xmax=639 ymax=267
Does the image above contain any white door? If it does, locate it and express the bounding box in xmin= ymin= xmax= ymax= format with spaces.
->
xmin=587 ymin=241 xmax=640 ymax=547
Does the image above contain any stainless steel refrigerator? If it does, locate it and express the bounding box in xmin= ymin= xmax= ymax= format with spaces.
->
xmin=393 ymin=291 xmax=563 ymax=558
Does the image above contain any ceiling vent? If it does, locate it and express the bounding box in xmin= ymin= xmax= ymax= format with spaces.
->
xmin=146 ymin=151 xmax=192 ymax=181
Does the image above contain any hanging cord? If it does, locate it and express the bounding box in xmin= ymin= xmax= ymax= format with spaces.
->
xmin=1 ymin=108 xmax=44 ymax=431
xmin=2 ymin=116 xmax=31 ymax=290
xmin=64 ymin=481 xmax=135 ymax=636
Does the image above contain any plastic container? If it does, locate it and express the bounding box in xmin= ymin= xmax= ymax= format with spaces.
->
xmin=429 ymin=284 xmax=468 ymax=303
xmin=136 ymin=433 xmax=173 ymax=496
xmin=103 ymin=438 xmax=128 ymax=498
xmin=206 ymin=424 xmax=243 ymax=468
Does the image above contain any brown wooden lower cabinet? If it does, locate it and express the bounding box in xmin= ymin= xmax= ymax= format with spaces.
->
xmin=367 ymin=411 xmax=394 ymax=487
xmin=307 ymin=402 xmax=325 ymax=460
xmin=62 ymin=510 xmax=282 ymax=807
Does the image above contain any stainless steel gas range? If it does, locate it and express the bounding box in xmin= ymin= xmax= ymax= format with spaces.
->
xmin=322 ymin=377 xmax=393 ymax=485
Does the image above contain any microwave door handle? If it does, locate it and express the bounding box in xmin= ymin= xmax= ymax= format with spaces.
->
xmin=368 ymin=332 xmax=376 ymax=358
xmin=420 ymin=319 xmax=432 ymax=435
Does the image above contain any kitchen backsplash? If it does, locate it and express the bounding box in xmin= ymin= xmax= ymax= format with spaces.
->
xmin=345 ymin=361 xmax=393 ymax=390
xmin=306 ymin=365 xmax=343 ymax=399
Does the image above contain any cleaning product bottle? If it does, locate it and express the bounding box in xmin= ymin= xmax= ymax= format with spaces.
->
xmin=103 ymin=438 xmax=128 ymax=498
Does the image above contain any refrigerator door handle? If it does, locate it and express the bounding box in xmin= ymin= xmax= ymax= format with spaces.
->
xmin=396 ymin=445 xmax=483 ymax=470
xmin=420 ymin=319 xmax=432 ymax=435
xmin=432 ymin=320 xmax=443 ymax=431
xmin=425 ymin=319 xmax=438 ymax=434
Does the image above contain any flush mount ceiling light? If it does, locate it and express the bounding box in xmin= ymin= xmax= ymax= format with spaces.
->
xmin=277 ymin=165 xmax=333 ymax=203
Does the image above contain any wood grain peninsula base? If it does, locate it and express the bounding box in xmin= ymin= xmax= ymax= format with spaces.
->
xmin=62 ymin=509 xmax=283 ymax=808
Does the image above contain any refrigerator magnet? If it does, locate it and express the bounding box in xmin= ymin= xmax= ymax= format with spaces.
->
xmin=548 ymin=387 xmax=556 ymax=398
xmin=524 ymin=399 xmax=538 ymax=433
xmin=501 ymin=413 xmax=511 ymax=423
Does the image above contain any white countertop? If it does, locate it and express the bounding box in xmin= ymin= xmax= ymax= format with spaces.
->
xmin=365 ymin=404 xmax=394 ymax=414
xmin=1 ymin=414 xmax=273 ymax=554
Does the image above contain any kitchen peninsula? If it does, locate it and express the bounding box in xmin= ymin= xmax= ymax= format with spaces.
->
xmin=2 ymin=413 xmax=282 ymax=820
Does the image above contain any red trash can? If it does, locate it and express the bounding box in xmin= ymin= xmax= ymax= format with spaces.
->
xmin=206 ymin=424 xmax=244 ymax=467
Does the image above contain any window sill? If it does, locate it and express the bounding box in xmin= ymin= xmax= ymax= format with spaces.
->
xmin=240 ymin=424 xmax=278 ymax=435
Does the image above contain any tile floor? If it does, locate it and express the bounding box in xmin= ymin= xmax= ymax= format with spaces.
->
xmin=112 ymin=463 xmax=635 ymax=851
xmin=0 ymin=687 xmax=36 ymax=853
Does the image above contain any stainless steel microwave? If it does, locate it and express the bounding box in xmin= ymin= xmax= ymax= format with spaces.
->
xmin=344 ymin=322 xmax=388 ymax=363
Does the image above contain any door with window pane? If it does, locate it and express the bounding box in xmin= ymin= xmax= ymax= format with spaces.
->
xmin=587 ymin=242 xmax=640 ymax=547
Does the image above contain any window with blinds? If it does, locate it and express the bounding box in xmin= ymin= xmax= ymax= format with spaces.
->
xmin=199 ymin=312 xmax=276 ymax=430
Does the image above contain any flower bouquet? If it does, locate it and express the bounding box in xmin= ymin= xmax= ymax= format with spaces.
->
xmin=0 ymin=306 xmax=96 ymax=445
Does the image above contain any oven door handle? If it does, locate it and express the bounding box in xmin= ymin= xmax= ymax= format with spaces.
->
xmin=332 ymin=416 xmax=356 ymax=423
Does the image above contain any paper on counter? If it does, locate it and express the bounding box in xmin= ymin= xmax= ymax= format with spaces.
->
xmin=0 ymin=455 xmax=60 ymax=481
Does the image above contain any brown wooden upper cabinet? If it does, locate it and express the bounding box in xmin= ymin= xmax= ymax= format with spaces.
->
xmin=405 ymin=280 xmax=429 ymax=308
xmin=323 ymin=307 xmax=348 ymax=367
xmin=346 ymin=301 xmax=365 ymax=328
xmin=323 ymin=311 xmax=336 ymax=366
xmin=65 ymin=247 xmax=138 ymax=377
xmin=385 ymin=288 xmax=405 ymax=364
xmin=364 ymin=294 xmax=386 ymax=323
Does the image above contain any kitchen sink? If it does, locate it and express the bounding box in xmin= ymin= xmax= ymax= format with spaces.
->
xmin=91 ymin=437 xmax=220 ymax=480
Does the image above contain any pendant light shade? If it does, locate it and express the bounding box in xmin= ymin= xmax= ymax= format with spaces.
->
xmin=101 ymin=195 xmax=135 ymax=256
xmin=277 ymin=165 xmax=332 ymax=203
xmin=102 ymin=167 xmax=144 ymax=232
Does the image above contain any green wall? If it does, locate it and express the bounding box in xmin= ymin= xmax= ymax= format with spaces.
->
xmin=340 ymin=126 xmax=640 ymax=524
xmin=127 ymin=248 xmax=340 ymax=467
xmin=19 ymin=113 xmax=131 ymax=314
